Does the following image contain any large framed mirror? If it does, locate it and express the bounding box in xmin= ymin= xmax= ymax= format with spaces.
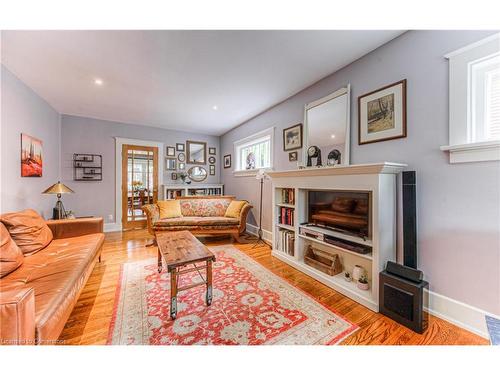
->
xmin=187 ymin=166 xmax=208 ymax=182
xmin=303 ymin=84 xmax=351 ymax=166
xmin=186 ymin=141 xmax=207 ymax=165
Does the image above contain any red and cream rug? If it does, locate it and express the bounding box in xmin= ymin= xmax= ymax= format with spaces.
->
xmin=107 ymin=245 xmax=358 ymax=345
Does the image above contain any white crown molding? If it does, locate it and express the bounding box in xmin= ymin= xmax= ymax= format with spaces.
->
xmin=444 ymin=33 xmax=500 ymax=59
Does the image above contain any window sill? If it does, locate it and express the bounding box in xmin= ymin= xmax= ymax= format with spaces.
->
xmin=440 ymin=140 xmax=500 ymax=163
xmin=233 ymin=168 xmax=273 ymax=177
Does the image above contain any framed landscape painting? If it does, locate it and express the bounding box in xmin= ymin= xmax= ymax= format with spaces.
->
xmin=283 ymin=123 xmax=303 ymax=151
xmin=358 ymin=79 xmax=406 ymax=145
xmin=21 ymin=133 xmax=43 ymax=177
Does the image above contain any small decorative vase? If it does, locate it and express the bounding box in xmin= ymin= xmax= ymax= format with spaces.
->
xmin=357 ymin=280 xmax=369 ymax=290
xmin=344 ymin=274 xmax=352 ymax=282
xmin=352 ymin=265 xmax=365 ymax=281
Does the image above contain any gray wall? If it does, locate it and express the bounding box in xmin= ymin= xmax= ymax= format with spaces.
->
xmin=1 ymin=65 xmax=61 ymax=219
xmin=220 ymin=30 xmax=500 ymax=315
xmin=60 ymin=115 xmax=220 ymax=223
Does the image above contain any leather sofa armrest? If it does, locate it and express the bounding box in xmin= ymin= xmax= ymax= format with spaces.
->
xmin=0 ymin=288 xmax=36 ymax=345
xmin=142 ymin=204 xmax=159 ymax=236
xmin=238 ymin=203 xmax=253 ymax=234
xmin=46 ymin=217 xmax=104 ymax=239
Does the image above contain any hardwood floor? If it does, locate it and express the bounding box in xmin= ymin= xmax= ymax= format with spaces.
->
xmin=58 ymin=229 xmax=488 ymax=345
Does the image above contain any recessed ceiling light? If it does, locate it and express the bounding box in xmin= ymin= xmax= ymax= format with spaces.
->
xmin=212 ymin=105 xmax=218 ymax=110
xmin=331 ymin=134 xmax=336 ymax=139
xmin=94 ymin=78 xmax=103 ymax=86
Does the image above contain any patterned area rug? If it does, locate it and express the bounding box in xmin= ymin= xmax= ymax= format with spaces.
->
xmin=107 ymin=245 xmax=358 ymax=345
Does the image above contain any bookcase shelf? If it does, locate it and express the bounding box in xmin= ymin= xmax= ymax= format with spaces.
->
xmin=163 ymin=184 xmax=224 ymax=199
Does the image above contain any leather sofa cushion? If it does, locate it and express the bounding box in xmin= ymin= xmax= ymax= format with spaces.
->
xmin=331 ymin=197 xmax=355 ymax=213
xmin=179 ymin=198 xmax=232 ymax=217
xmin=1 ymin=233 xmax=104 ymax=342
xmin=157 ymin=200 xmax=182 ymax=219
xmin=0 ymin=209 xmax=53 ymax=256
xmin=225 ymin=200 xmax=247 ymax=218
xmin=154 ymin=216 xmax=239 ymax=227
xmin=0 ymin=223 xmax=24 ymax=278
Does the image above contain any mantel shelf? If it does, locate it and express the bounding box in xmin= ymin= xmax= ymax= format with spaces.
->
xmin=267 ymin=162 xmax=407 ymax=178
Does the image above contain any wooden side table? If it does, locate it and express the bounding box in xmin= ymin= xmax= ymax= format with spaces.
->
xmin=156 ymin=231 xmax=216 ymax=319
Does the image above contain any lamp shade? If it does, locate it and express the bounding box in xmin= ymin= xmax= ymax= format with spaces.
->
xmin=42 ymin=181 xmax=75 ymax=195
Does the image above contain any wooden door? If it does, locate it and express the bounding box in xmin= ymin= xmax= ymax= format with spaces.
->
xmin=122 ymin=144 xmax=158 ymax=230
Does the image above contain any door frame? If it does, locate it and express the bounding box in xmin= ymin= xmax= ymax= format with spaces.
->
xmin=114 ymin=137 xmax=164 ymax=232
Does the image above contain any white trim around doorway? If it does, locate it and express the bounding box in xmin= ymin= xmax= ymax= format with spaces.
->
xmin=113 ymin=137 xmax=164 ymax=232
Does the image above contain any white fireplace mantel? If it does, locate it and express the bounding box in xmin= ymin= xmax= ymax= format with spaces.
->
xmin=266 ymin=162 xmax=407 ymax=178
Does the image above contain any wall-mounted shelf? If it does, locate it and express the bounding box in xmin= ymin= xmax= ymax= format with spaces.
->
xmin=73 ymin=154 xmax=102 ymax=181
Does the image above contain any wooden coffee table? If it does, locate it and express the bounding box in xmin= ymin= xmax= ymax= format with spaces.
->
xmin=156 ymin=231 xmax=216 ymax=320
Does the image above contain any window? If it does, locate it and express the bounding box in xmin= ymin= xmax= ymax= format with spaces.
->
xmin=442 ymin=33 xmax=500 ymax=163
xmin=233 ymin=127 xmax=274 ymax=175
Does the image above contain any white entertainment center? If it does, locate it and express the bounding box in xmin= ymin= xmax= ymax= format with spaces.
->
xmin=267 ymin=162 xmax=406 ymax=312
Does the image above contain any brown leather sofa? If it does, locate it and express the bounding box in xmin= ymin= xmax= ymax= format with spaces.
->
xmin=142 ymin=195 xmax=252 ymax=242
xmin=0 ymin=215 xmax=104 ymax=345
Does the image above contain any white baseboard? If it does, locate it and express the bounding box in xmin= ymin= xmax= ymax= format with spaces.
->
xmin=425 ymin=289 xmax=498 ymax=339
xmin=245 ymin=223 xmax=273 ymax=245
xmin=104 ymin=222 xmax=122 ymax=233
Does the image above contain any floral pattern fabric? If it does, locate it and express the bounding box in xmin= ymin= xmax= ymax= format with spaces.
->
xmin=108 ymin=245 xmax=357 ymax=345
xmin=179 ymin=199 xmax=232 ymax=217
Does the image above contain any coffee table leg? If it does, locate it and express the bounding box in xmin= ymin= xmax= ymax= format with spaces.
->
xmin=170 ymin=268 xmax=177 ymax=319
xmin=157 ymin=248 xmax=162 ymax=273
xmin=206 ymin=260 xmax=213 ymax=306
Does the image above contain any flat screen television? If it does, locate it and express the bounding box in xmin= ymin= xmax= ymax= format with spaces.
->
xmin=307 ymin=190 xmax=371 ymax=239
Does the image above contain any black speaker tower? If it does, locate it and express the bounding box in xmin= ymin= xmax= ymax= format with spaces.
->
xmin=379 ymin=171 xmax=429 ymax=334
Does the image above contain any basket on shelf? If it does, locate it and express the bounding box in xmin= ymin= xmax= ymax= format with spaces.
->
xmin=304 ymin=245 xmax=342 ymax=276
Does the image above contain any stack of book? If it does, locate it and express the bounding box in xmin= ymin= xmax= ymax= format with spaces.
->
xmin=279 ymin=207 xmax=294 ymax=226
xmin=277 ymin=229 xmax=295 ymax=256
xmin=281 ymin=188 xmax=295 ymax=205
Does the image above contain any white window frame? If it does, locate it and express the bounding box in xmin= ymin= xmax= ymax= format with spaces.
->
xmin=233 ymin=126 xmax=274 ymax=177
xmin=441 ymin=33 xmax=500 ymax=163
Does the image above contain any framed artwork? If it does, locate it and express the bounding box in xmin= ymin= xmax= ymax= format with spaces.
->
xmin=283 ymin=123 xmax=303 ymax=151
xmin=209 ymin=156 xmax=216 ymax=164
xmin=178 ymin=162 xmax=185 ymax=170
xmin=209 ymin=165 xmax=215 ymax=175
xmin=209 ymin=147 xmax=216 ymax=155
xmin=171 ymin=172 xmax=178 ymax=180
xmin=223 ymin=154 xmax=231 ymax=169
xmin=176 ymin=143 xmax=185 ymax=152
xmin=187 ymin=140 xmax=207 ymax=165
xmin=166 ymin=146 xmax=175 ymax=157
xmin=358 ymin=79 xmax=407 ymax=145
xmin=21 ymin=133 xmax=43 ymax=177
xmin=178 ymin=152 xmax=186 ymax=162
xmin=289 ymin=151 xmax=298 ymax=162
xmin=165 ymin=157 xmax=177 ymax=170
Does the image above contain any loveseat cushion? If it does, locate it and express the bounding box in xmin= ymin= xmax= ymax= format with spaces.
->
xmin=179 ymin=198 xmax=232 ymax=217
xmin=154 ymin=216 xmax=239 ymax=228
xmin=0 ymin=233 xmax=104 ymax=342
xmin=0 ymin=209 xmax=53 ymax=256
xmin=158 ymin=200 xmax=182 ymax=219
xmin=0 ymin=223 xmax=24 ymax=278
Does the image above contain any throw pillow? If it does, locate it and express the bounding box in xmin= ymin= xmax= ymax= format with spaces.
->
xmin=158 ymin=200 xmax=183 ymax=219
xmin=0 ymin=223 xmax=24 ymax=278
xmin=0 ymin=209 xmax=53 ymax=256
xmin=225 ymin=200 xmax=247 ymax=218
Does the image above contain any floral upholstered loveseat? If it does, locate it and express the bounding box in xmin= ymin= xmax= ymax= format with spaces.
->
xmin=142 ymin=196 xmax=252 ymax=242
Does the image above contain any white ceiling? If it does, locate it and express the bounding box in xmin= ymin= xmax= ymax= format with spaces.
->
xmin=1 ymin=30 xmax=404 ymax=135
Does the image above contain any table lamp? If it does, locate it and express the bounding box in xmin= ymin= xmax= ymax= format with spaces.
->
xmin=42 ymin=181 xmax=75 ymax=219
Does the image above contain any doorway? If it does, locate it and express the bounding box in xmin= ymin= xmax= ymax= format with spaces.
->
xmin=121 ymin=144 xmax=158 ymax=230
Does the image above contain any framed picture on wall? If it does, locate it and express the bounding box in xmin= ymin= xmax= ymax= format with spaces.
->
xmin=209 ymin=156 xmax=216 ymax=164
xmin=178 ymin=162 xmax=185 ymax=170
xmin=223 ymin=154 xmax=231 ymax=169
xmin=209 ymin=147 xmax=216 ymax=155
xmin=358 ymin=79 xmax=407 ymax=145
xmin=171 ymin=172 xmax=178 ymax=180
xmin=283 ymin=123 xmax=303 ymax=151
xmin=209 ymin=165 xmax=215 ymax=175
xmin=289 ymin=151 xmax=298 ymax=162
xmin=21 ymin=133 xmax=43 ymax=177
xmin=178 ymin=153 xmax=185 ymax=162
xmin=165 ymin=158 xmax=177 ymax=170
xmin=166 ymin=146 xmax=176 ymax=156
xmin=176 ymin=143 xmax=185 ymax=152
